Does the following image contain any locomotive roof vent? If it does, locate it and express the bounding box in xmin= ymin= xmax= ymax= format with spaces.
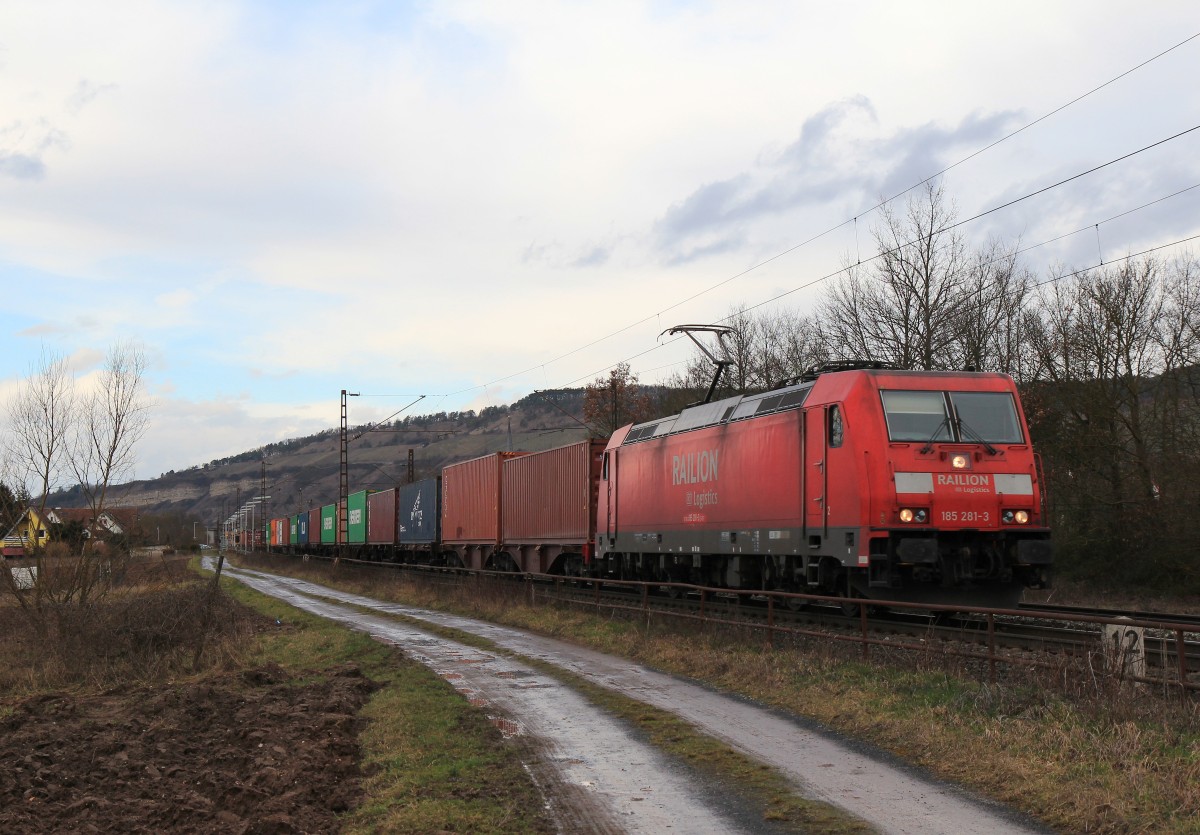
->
xmin=672 ymin=395 xmax=741 ymax=434
xmin=774 ymin=360 xmax=903 ymax=388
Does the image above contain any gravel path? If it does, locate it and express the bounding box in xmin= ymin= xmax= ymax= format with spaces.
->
xmin=218 ymin=563 xmax=1049 ymax=834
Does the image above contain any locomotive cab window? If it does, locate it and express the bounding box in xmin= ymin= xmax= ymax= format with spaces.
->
xmin=948 ymin=392 xmax=1024 ymax=443
xmin=828 ymin=405 xmax=844 ymax=448
xmin=881 ymin=391 xmax=949 ymax=441
xmin=882 ymin=389 xmax=1025 ymax=444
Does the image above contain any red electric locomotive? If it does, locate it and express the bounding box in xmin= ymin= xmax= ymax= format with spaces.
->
xmin=595 ymin=363 xmax=1051 ymax=608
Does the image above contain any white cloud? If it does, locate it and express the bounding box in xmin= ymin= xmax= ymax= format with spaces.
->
xmin=154 ymin=288 xmax=196 ymax=310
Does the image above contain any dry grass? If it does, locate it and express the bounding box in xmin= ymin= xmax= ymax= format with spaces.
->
xmin=235 ymin=553 xmax=1200 ymax=834
xmin=0 ymin=556 xmax=250 ymax=693
xmin=1025 ymin=575 xmax=1200 ymax=615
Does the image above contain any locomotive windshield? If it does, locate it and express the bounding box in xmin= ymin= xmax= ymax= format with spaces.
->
xmin=881 ymin=391 xmax=950 ymax=441
xmin=882 ymin=390 xmax=1024 ymax=444
xmin=949 ymin=392 xmax=1023 ymax=443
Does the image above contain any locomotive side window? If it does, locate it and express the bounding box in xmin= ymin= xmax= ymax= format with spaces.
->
xmin=829 ymin=405 xmax=844 ymax=448
xmin=881 ymin=391 xmax=950 ymax=441
xmin=949 ymin=392 xmax=1024 ymax=443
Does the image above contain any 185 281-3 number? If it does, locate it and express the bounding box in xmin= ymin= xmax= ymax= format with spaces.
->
xmin=941 ymin=510 xmax=990 ymax=523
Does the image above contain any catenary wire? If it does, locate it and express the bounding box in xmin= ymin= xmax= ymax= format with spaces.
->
xmin=1011 ymin=183 xmax=1200 ymax=259
xmin=438 ymin=33 xmax=1199 ymax=400
xmin=570 ymin=231 xmax=1200 ymax=391
xmin=1030 ymin=234 xmax=1200 ymax=289
xmin=569 ymin=183 xmax=1200 ymax=388
xmin=721 ymin=125 xmax=1200 ymax=319
xmin=547 ymin=129 xmax=1200 ymax=387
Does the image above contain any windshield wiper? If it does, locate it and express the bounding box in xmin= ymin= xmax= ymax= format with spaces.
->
xmin=956 ymin=418 xmax=998 ymax=455
xmin=918 ymin=418 xmax=951 ymax=454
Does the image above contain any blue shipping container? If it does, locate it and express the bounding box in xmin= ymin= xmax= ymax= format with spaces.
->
xmin=398 ymin=477 xmax=441 ymax=545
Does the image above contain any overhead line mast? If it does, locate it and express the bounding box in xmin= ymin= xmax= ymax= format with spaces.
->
xmin=339 ymin=389 xmax=359 ymax=564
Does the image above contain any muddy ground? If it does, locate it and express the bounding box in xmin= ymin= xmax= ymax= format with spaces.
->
xmin=0 ymin=662 xmax=375 ymax=834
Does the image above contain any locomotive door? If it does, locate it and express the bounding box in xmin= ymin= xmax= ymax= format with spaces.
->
xmin=605 ymin=449 xmax=617 ymax=542
xmin=804 ymin=406 xmax=828 ymax=542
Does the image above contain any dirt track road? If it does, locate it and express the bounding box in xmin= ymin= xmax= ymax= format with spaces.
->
xmin=217 ymin=562 xmax=1047 ymax=834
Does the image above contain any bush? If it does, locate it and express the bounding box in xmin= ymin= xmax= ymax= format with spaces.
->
xmin=2 ymin=579 xmax=251 ymax=691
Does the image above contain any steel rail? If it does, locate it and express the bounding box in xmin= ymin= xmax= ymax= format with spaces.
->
xmin=240 ymin=550 xmax=1200 ymax=696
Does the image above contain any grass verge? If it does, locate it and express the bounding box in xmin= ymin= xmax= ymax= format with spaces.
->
xmin=219 ymin=577 xmax=555 ymax=834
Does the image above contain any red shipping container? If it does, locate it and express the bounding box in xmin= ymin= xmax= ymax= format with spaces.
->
xmin=503 ymin=440 xmax=605 ymax=545
xmin=307 ymin=507 xmax=321 ymax=544
xmin=368 ymin=488 xmax=398 ymax=545
xmin=270 ymin=517 xmax=289 ymax=547
xmin=442 ymin=451 xmax=528 ymax=545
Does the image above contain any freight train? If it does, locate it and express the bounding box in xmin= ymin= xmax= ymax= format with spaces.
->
xmin=269 ymin=363 xmax=1052 ymax=608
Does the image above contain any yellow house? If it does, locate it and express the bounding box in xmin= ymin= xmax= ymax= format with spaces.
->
xmin=2 ymin=507 xmax=50 ymax=555
xmin=2 ymin=507 xmax=138 ymax=556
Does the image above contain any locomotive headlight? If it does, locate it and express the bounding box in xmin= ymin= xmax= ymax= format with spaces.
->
xmin=900 ymin=508 xmax=914 ymax=523
xmin=899 ymin=508 xmax=928 ymax=523
xmin=1002 ymin=510 xmax=1031 ymax=525
xmin=951 ymin=454 xmax=970 ymax=469
xmin=914 ymin=509 xmax=928 ymax=523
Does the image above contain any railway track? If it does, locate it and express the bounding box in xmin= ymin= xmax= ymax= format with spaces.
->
xmin=241 ymin=550 xmax=1200 ymax=695
xmin=1018 ymin=601 xmax=1200 ymax=628
xmin=542 ymin=580 xmax=1200 ymax=674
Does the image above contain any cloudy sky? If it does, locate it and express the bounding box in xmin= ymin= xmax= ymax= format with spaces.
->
xmin=2 ymin=1 xmax=1198 ymax=482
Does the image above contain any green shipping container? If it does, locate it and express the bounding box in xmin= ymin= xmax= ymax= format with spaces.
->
xmin=321 ymin=504 xmax=337 ymax=544
xmin=290 ymin=515 xmax=299 ymax=542
xmin=346 ymin=489 xmax=374 ymax=544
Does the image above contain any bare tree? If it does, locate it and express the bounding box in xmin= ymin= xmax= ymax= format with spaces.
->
xmin=819 ymin=182 xmax=971 ymax=369
xmin=69 ymin=341 xmax=151 ymax=526
xmin=954 ymin=237 xmax=1037 ymax=378
xmin=17 ymin=341 xmax=152 ymax=609
xmin=583 ymin=363 xmax=653 ymax=436
xmin=4 ymin=348 xmax=75 ymax=518
xmin=1024 ymin=254 xmax=1200 ymax=584
xmin=759 ymin=307 xmax=832 ymax=382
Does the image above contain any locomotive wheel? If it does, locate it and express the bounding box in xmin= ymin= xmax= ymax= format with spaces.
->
xmin=840 ymin=593 xmax=886 ymax=618
xmin=838 ymin=589 xmax=877 ymax=617
xmin=784 ymin=585 xmax=809 ymax=610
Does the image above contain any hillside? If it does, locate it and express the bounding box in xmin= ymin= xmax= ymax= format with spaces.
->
xmin=58 ymin=389 xmax=594 ymax=529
